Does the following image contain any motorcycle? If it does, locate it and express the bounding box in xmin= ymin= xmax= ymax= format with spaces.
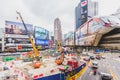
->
xmin=93 ymin=69 xmax=97 ymax=75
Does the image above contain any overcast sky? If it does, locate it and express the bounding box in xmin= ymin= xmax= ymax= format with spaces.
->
xmin=0 ymin=0 xmax=120 ymax=34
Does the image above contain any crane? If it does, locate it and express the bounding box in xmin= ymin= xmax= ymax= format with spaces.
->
xmin=16 ymin=11 xmax=41 ymax=62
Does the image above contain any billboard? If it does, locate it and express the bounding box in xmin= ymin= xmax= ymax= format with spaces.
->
xmin=81 ymin=0 xmax=88 ymax=25
xmin=35 ymin=26 xmax=49 ymax=40
xmin=5 ymin=38 xmax=30 ymax=44
xmin=35 ymin=39 xmax=49 ymax=46
xmin=5 ymin=21 xmax=33 ymax=35
xmin=5 ymin=21 xmax=33 ymax=48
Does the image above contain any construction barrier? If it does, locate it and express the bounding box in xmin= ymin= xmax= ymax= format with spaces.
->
xmin=33 ymin=63 xmax=86 ymax=80
xmin=3 ymin=56 xmax=14 ymax=62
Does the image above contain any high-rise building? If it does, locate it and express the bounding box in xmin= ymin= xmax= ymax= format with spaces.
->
xmin=88 ymin=0 xmax=98 ymax=19
xmin=75 ymin=3 xmax=81 ymax=30
xmin=64 ymin=31 xmax=74 ymax=45
xmin=75 ymin=0 xmax=98 ymax=30
xmin=54 ymin=18 xmax=62 ymax=43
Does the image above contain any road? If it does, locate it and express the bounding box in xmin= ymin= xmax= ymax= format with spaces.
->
xmin=107 ymin=53 xmax=120 ymax=80
xmin=77 ymin=53 xmax=120 ymax=80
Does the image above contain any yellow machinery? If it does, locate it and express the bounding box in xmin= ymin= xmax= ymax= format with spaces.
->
xmin=55 ymin=40 xmax=64 ymax=65
xmin=55 ymin=53 xmax=64 ymax=65
xmin=16 ymin=12 xmax=41 ymax=66
xmin=56 ymin=40 xmax=63 ymax=53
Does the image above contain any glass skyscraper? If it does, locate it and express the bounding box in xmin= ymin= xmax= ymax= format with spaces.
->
xmin=75 ymin=0 xmax=98 ymax=31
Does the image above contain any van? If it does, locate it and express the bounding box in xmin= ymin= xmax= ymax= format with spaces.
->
xmin=100 ymin=72 xmax=113 ymax=80
xmin=91 ymin=61 xmax=98 ymax=68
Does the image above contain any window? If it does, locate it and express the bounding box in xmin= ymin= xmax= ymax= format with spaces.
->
xmin=89 ymin=20 xmax=101 ymax=33
xmin=100 ymin=17 xmax=109 ymax=23
xmin=89 ymin=20 xmax=99 ymax=27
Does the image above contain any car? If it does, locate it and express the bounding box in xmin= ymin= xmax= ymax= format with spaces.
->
xmin=96 ymin=55 xmax=101 ymax=60
xmin=100 ymin=72 xmax=113 ymax=80
xmin=119 ymin=56 xmax=120 ymax=58
xmin=91 ymin=61 xmax=98 ymax=69
xmin=83 ymin=57 xmax=90 ymax=61
xmin=90 ymin=56 xmax=95 ymax=60
xmin=102 ymin=56 xmax=106 ymax=59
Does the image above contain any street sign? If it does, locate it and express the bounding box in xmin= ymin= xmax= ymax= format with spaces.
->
xmin=17 ymin=45 xmax=22 ymax=50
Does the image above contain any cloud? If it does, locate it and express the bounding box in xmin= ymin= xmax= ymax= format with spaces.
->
xmin=0 ymin=0 xmax=34 ymax=27
xmin=98 ymin=0 xmax=120 ymax=16
xmin=22 ymin=0 xmax=79 ymax=33
xmin=0 ymin=0 xmax=79 ymax=34
xmin=0 ymin=0 xmax=120 ymax=35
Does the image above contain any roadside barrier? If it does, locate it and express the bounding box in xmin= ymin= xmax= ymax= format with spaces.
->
xmin=33 ymin=63 xmax=86 ymax=80
xmin=14 ymin=69 xmax=29 ymax=80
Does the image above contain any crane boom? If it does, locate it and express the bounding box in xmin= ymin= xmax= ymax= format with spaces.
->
xmin=16 ymin=11 xmax=39 ymax=57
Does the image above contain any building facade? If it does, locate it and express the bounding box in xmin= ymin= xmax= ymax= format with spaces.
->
xmin=0 ymin=21 xmax=51 ymax=52
xmin=0 ymin=28 xmax=5 ymax=52
xmin=75 ymin=0 xmax=98 ymax=31
xmin=4 ymin=20 xmax=34 ymax=52
xmin=64 ymin=31 xmax=74 ymax=45
xmin=54 ymin=18 xmax=62 ymax=43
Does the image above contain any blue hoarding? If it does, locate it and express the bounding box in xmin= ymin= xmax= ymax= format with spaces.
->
xmin=35 ymin=39 xmax=49 ymax=46
xmin=35 ymin=26 xmax=49 ymax=40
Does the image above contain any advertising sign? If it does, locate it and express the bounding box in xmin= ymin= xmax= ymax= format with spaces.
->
xmin=35 ymin=39 xmax=49 ymax=46
xmin=5 ymin=21 xmax=33 ymax=48
xmin=37 ymin=46 xmax=42 ymax=49
xmin=35 ymin=26 xmax=49 ymax=40
xmin=5 ymin=34 xmax=29 ymax=38
xmin=79 ymin=34 xmax=96 ymax=46
xmin=81 ymin=0 xmax=88 ymax=25
xmin=17 ymin=45 xmax=22 ymax=50
xmin=5 ymin=21 xmax=33 ymax=35
xmin=5 ymin=38 xmax=30 ymax=44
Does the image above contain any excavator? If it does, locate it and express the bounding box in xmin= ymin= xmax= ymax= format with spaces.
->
xmin=55 ymin=40 xmax=64 ymax=65
xmin=55 ymin=53 xmax=64 ymax=65
xmin=56 ymin=40 xmax=63 ymax=53
xmin=16 ymin=11 xmax=41 ymax=68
